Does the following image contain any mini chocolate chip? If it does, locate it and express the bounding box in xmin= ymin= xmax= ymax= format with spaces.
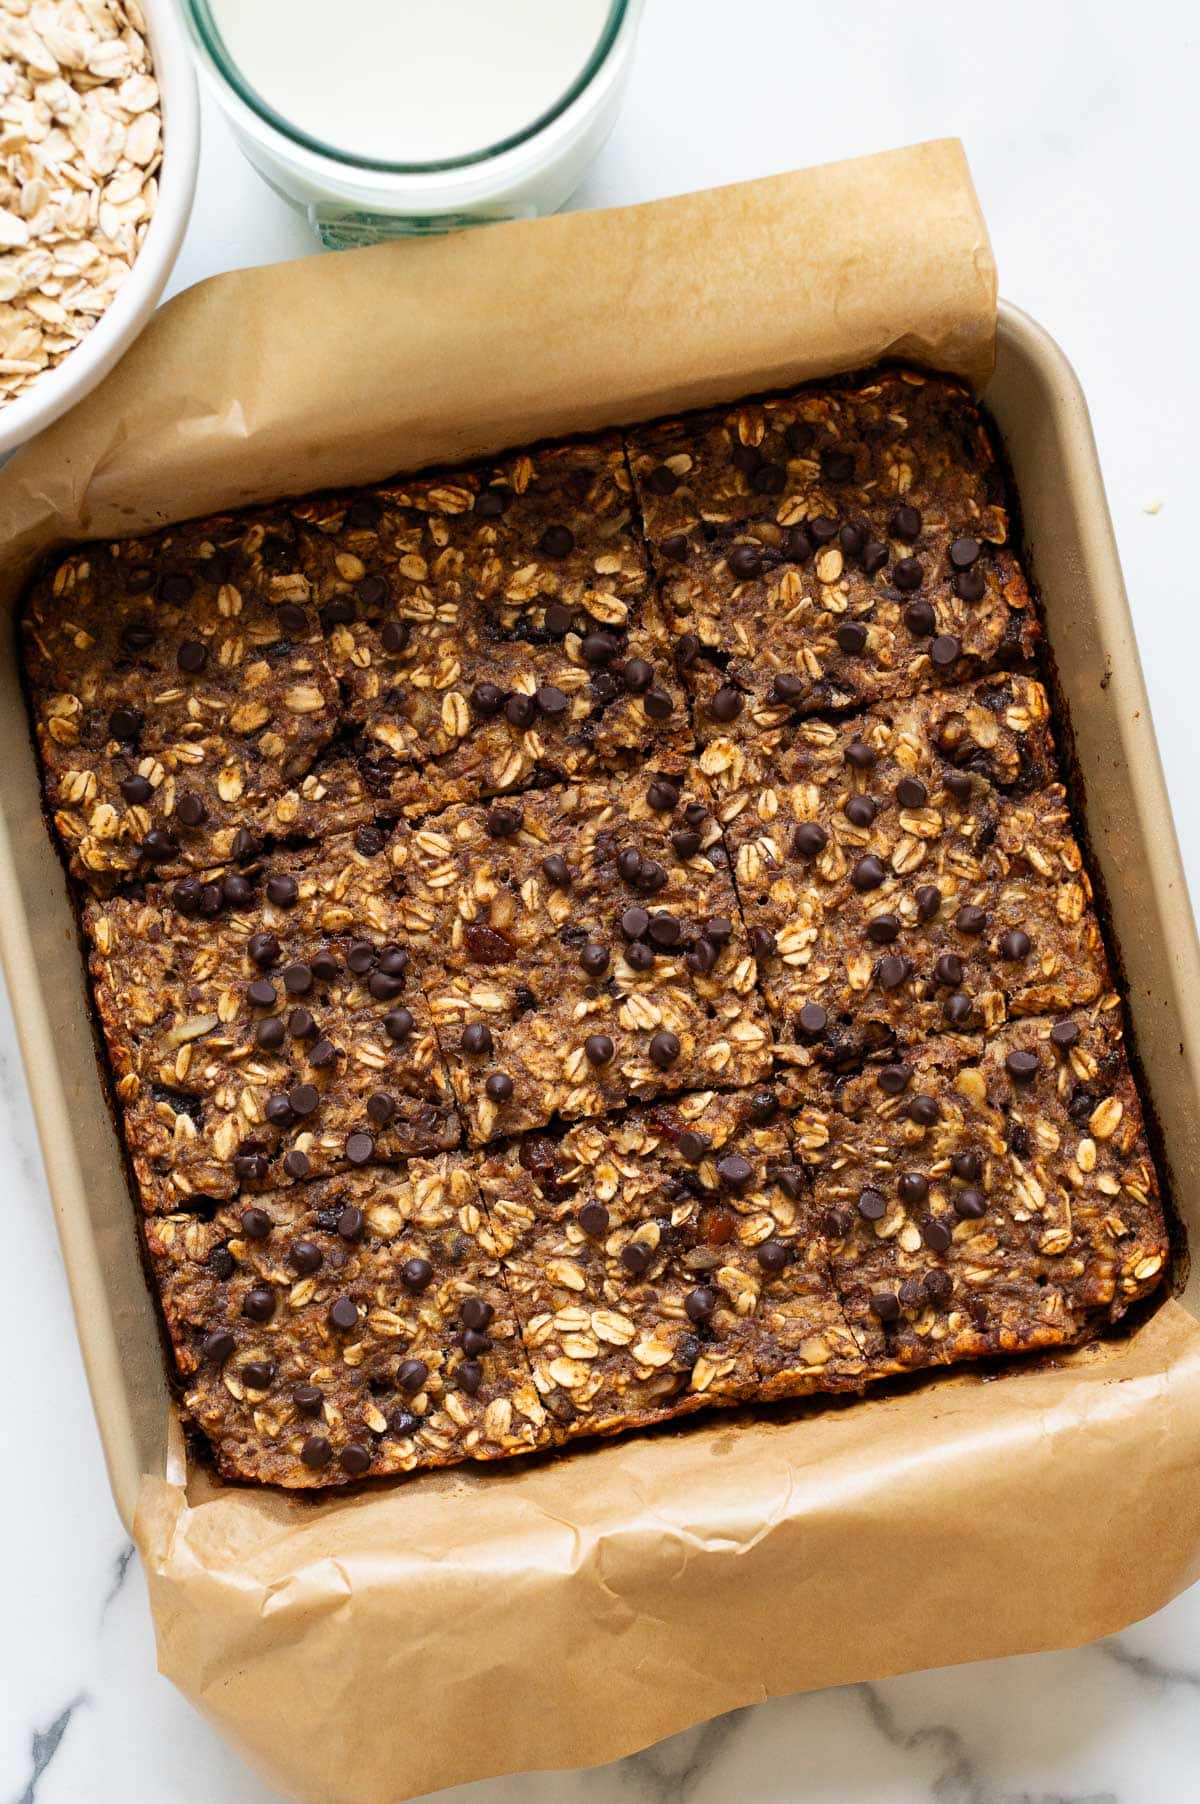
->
xmin=241 ymin=1207 xmax=271 ymax=1240
xmin=474 ymin=485 xmax=509 ymax=516
xmin=704 ymin=914 xmax=733 ymax=944
xmin=337 ymin=1207 xmax=364 ymax=1242
xmin=222 ymin=873 xmax=253 ymax=907
xmin=242 ymin=1286 xmax=276 ymax=1323
xmin=858 ymin=1188 xmax=886 ymax=1221
xmin=845 ymin=738 xmax=877 ymax=770
xmin=840 ymin=522 xmax=868 ymax=558
xmin=172 ymin=877 xmax=202 ymax=914
xmin=293 ymin=1384 xmax=324 ymax=1415
xmin=461 ymin=1297 xmax=494 ymax=1331
xmin=908 ymin=1093 xmax=940 ymax=1127
xmin=309 ymin=1038 xmax=339 ymax=1068
xmin=283 ymin=963 xmax=313 ymax=994
xmin=877 ymin=1064 xmax=910 ymax=1094
xmin=899 ymin=1277 xmax=929 ymax=1309
xmin=771 ymin=672 xmax=807 ymax=707
xmin=748 ymin=1088 xmax=778 ymax=1124
xmin=750 ymin=926 xmax=777 ymax=960
xmin=866 ymin=914 xmax=900 ymax=944
xmin=923 ymin=1218 xmax=953 ymax=1252
xmin=471 ymin=681 xmax=506 ymax=717
xmin=647 ymin=778 xmax=681 ymax=813
xmin=916 ymin=884 xmax=942 ymax=921
xmin=283 ymin=1150 xmax=311 ymax=1179
xmin=646 ymin=463 xmax=679 ymax=495
xmin=287 ymin=1083 xmax=319 ymax=1116
xmin=578 ymin=1200 xmax=610 ymax=1236
xmin=717 ymin=1152 xmax=753 ymax=1191
xmin=898 ymin=1171 xmax=928 ymax=1204
xmin=1000 ymin=929 xmax=1032 ymax=961
xmin=661 ymin=533 xmax=690 ymax=562
xmin=648 ymin=911 xmax=681 ymax=947
xmin=821 ymin=447 xmax=855 ymax=482
xmin=340 ymin=1444 xmax=372 ymax=1477
xmin=401 ymin=1257 xmax=434 ymax=1291
xmin=536 ymin=683 xmax=568 ymax=717
xmin=844 ymin=794 xmax=877 ymax=828
xmin=584 ymin=1032 xmax=614 ymax=1067
xmin=579 ymin=943 xmax=610 ymax=977
xmin=791 ymin=821 xmax=828 ymax=858
xmin=367 ymin=1091 xmax=395 ymax=1125
xmin=836 ymin=620 xmax=869 ymax=654
xmin=204 ymin=1330 xmax=235 ymax=1364
xmin=257 ymin=1016 xmax=285 ymax=1050
xmin=708 ymin=685 xmax=744 ymax=722
xmin=246 ymin=977 xmax=276 ymax=1009
xmin=1006 ymin=1049 xmax=1039 ymax=1082
xmin=210 ymin=1247 xmax=236 ymax=1281
xmin=954 ymin=567 xmax=986 ymax=603
xmin=671 ymin=828 xmax=702 ymax=860
xmin=396 ymin=1357 xmax=429 ymax=1393
xmin=955 ymin=1188 xmax=987 ymax=1219
xmin=620 ymin=906 xmax=650 ymax=942
xmin=685 ymin=1286 xmax=716 ymax=1321
xmin=289 ymin=1238 xmax=323 ymax=1275
xmin=893 ymin=556 xmax=924 ymax=593
xmin=877 ymin=954 xmax=912 ymax=989
xmin=108 ymin=704 xmax=143 ymax=742
xmin=617 ymin=847 xmax=643 ymax=883
xmin=141 ymin=827 xmax=178 ymax=863
xmin=931 ymin=633 xmax=961 ymax=667
xmin=727 ymin=544 xmax=763 ymax=580
xmin=540 ymin=524 xmax=575 ymax=559
xmin=266 ymin=874 xmax=299 ymax=907
xmin=544 ymin=603 xmax=573 ymax=636
xmin=949 ymin=536 xmax=981 ymax=569
xmin=850 ymin=854 xmax=887 ymax=891
xmin=904 ymin=598 xmax=936 ymax=637
xmin=486 ymin=805 xmax=523 ymax=839
xmin=345 ymin=1131 xmax=374 ymax=1164
xmin=301 ymin=1435 xmax=333 ymax=1469
xmin=871 ymin=1290 xmax=901 ymax=1323
xmin=944 ymin=770 xmax=974 ymax=802
xmin=1050 ymin=1020 xmax=1080 ymax=1051
xmin=485 ymin=1072 xmax=514 ymax=1102
xmin=956 ymin=904 xmax=988 ymax=936
xmin=757 ymin=1238 xmax=790 ymax=1273
xmin=384 ymin=1007 xmax=415 ymax=1042
xmin=861 ymin=539 xmax=889 ymax=575
xmin=783 ymin=525 xmax=813 ymax=563
xmin=934 ymin=952 xmax=965 ymax=987
xmin=953 ymin=1149 xmax=983 ymax=1182
xmin=176 ymin=637 xmax=208 ymax=673
xmin=896 ymin=776 xmax=928 ymax=810
xmin=798 ymin=1002 xmax=827 ymax=1035
xmin=890 ymin=503 xmax=923 ymax=541
xmin=288 ymin=1007 xmax=316 ymax=1038
xmin=248 ymin=930 xmax=279 ymax=968
xmin=327 ymin=1296 xmax=359 ymax=1331
xmin=622 ymin=657 xmax=653 ymax=694
xmin=505 ymin=692 xmax=536 ymax=728
xmin=458 ymin=1360 xmax=484 ymax=1395
xmin=649 ymin=1029 xmax=681 ymax=1069
xmin=678 ymin=1130 xmax=712 ymax=1165
xmin=120 ymin=773 xmax=153 ymax=805
xmin=809 ymin=515 xmax=838 ymax=544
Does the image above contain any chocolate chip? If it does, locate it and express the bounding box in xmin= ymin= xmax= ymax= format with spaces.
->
xmin=821 ymin=447 xmax=855 ymax=482
xmin=474 ymin=485 xmax=509 ymax=516
xmin=356 ymin=824 xmax=386 ymax=856
xmin=661 ymin=533 xmax=690 ymax=562
xmin=850 ymin=854 xmax=887 ymax=891
xmin=345 ymin=1132 xmax=374 ymax=1164
xmin=899 ymin=1171 xmax=928 ymax=1204
xmin=944 ymin=992 xmax=974 ymax=1025
xmin=536 ymin=684 xmax=568 ymax=717
xmin=540 ymin=524 xmax=575 ymax=559
xmin=395 ymin=1357 xmax=428 ymax=1393
xmin=955 ymin=1188 xmax=987 ymax=1219
xmin=893 ymin=557 xmax=923 ymax=593
xmin=836 ymin=621 xmax=869 ymax=654
xmin=870 ymin=1290 xmax=901 ymax=1322
xmin=648 ymin=912 xmax=681 ymax=948
xmin=176 ymin=637 xmax=208 ymax=673
xmin=289 ymin=1238 xmax=323 ymax=1275
xmin=283 ymin=962 xmax=313 ymax=994
xmin=908 ymin=1093 xmax=940 ymax=1127
xmin=727 ymin=544 xmax=763 ymax=580
xmin=931 ymin=633 xmax=961 ymax=668
xmin=485 ymin=1072 xmax=514 ymax=1102
xmin=387 ymin=1408 xmax=418 ymax=1437
xmin=953 ymin=1149 xmax=983 ymax=1183
xmin=461 ymin=1297 xmax=494 ymax=1331
xmin=384 ymin=1007 xmax=415 ymax=1042
xmin=1050 ymin=1020 xmax=1080 ymax=1051
xmin=649 ymin=1030 xmax=681 ymax=1068
xmin=620 ymin=905 xmax=650 ymax=941
xmin=622 ymin=657 xmax=653 ymax=694
xmin=896 ymin=776 xmax=928 ymax=810
xmin=141 ymin=827 xmax=178 ymax=863
xmin=401 ymin=1257 xmax=434 ymax=1291
xmin=785 ymin=419 xmax=814 ymax=454
xmin=544 ymin=603 xmax=573 ymax=636
xmin=486 ymin=805 xmax=523 ymax=839
xmin=204 ymin=1330 xmax=235 ymax=1364
xmin=1000 ymin=929 xmax=1031 ymax=961
xmin=367 ymin=1091 xmax=395 ymax=1125
xmin=506 ymin=694 xmax=536 ymax=728
xmin=327 ymin=1296 xmax=359 ymax=1332
xmin=222 ymin=873 xmax=253 ymax=908
xmin=948 ymin=536 xmax=980 ymax=570
xmin=283 ymin=1151 xmax=310 ymax=1179
xmin=934 ymin=952 xmax=964 ymax=987
xmin=717 ymin=1152 xmax=753 ymax=1191
xmin=309 ymin=1039 xmax=338 ymax=1071
xmin=579 ymin=943 xmax=610 ymax=978
xmin=861 ymin=539 xmax=889 ymax=576
xmin=242 ymin=1286 xmax=276 ymax=1323
xmin=1006 ymin=1049 xmax=1039 ymax=1082
xmin=858 ymin=1188 xmax=886 ymax=1221
xmin=119 ymin=773 xmax=153 ymax=805
xmin=750 ymin=926 xmax=777 ymax=960
xmin=621 ymin=1240 xmax=652 ymax=1277
xmin=578 ymin=1200 xmax=610 ymax=1236
xmin=770 ymin=673 xmax=807 ymax=708
xmin=783 ymin=525 xmax=813 ymax=563
xmin=337 ymin=1207 xmax=364 ymax=1242
xmin=340 ymin=1444 xmax=371 ymax=1477
xmin=301 ymin=1435 xmax=333 ymax=1469
xmin=748 ymin=1088 xmax=778 ymax=1124
xmin=685 ymin=1286 xmax=716 ymax=1321
xmin=877 ymin=1063 xmax=910 ymax=1094
xmin=945 ymin=770 xmax=974 ymax=803
xmin=866 ymin=914 xmax=899 ymax=944
xmin=954 ymin=568 xmax=986 ymax=604
xmin=647 ymin=778 xmax=680 ymax=813
xmin=288 ymin=1008 xmax=316 ymax=1039
xmin=293 ymin=1384 xmax=324 ymax=1415
xmin=708 ymin=685 xmax=744 ymax=722
xmin=877 ymin=954 xmax=912 ymax=989
xmin=757 ymin=1238 xmax=790 ymax=1272
xmin=671 ymin=828 xmax=702 ymax=861
xmin=266 ymin=874 xmax=299 ymax=907
xmin=247 ymin=931 xmax=279 ymax=969
xmin=844 ymin=795 xmax=877 ymax=828
xmin=904 ymin=599 xmax=936 ymax=637
xmin=840 ymin=522 xmax=867 ymax=559
xmin=916 ymin=884 xmax=942 ymax=921
xmin=898 ymin=1277 xmax=928 ymax=1309
xmin=158 ymin=571 xmax=194 ymax=605
xmin=809 ymin=515 xmax=838 ymax=544
xmin=798 ymin=1001 xmax=827 ymax=1035
xmin=108 ymin=704 xmax=143 ymax=742
xmin=256 ymin=1016 xmax=285 ymax=1050
xmin=210 ymin=1247 xmax=236 ymax=1281
xmin=845 ymin=738 xmax=877 ymax=770
xmin=245 ymin=978 xmax=275 ymax=1011
xmin=705 ymin=914 xmax=733 ymax=944
xmin=617 ymin=847 xmax=643 ymax=883
xmin=471 ymin=680 xmax=506 ymax=717
xmin=791 ymin=821 xmax=828 ymax=859
xmin=458 ymin=1360 xmax=484 ymax=1395
xmin=646 ymin=463 xmax=679 ymax=495
xmin=889 ymin=504 xmax=923 ymax=541
xmin=956 ymin=904 xmax=987 ymax=936
xmin=584 ymin=1033 xmax=614 ymax=1067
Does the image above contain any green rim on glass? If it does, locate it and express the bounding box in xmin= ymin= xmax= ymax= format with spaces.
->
xmin=184 ymin=0 xmax=630 ymax=175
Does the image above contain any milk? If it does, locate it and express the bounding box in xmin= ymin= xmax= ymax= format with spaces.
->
xmin=207 ymin=0 xmax=615 ymax=164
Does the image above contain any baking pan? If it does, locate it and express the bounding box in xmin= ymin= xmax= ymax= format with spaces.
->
xmin=0 ymin=298 xmax=1194 ymax=1534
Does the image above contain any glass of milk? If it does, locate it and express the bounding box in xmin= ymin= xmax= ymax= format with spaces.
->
xmin=183 ymin=0 xmax=644 ymax=244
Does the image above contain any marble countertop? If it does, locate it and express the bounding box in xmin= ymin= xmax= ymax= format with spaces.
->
xmin=4 ymin=2 xmax=1199 ymax=1799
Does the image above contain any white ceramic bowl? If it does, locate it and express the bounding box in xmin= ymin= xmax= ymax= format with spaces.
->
xmin=0 ymin=0 xmax=200 ymax=456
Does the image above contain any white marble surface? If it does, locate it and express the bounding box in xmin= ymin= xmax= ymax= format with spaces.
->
xmin=4 ymin=2 xmax=1199 ymax=1799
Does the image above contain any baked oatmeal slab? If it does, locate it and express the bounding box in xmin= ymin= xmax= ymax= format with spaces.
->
xmin=476 ymin=1088 xmax=863 ymax=1439
xmin=85 ymin=828 xmax=458 ymax=1213
xmin=392 ymin=767 xmax=772 ymax=1143
xmin=22 ymin=512 xmax=373 ymax=890
xmin=787 ymin=1001 xmax=1168 ymax=1376
xmin=292 ymin=433 xmax=690 ymax=813
xmin=147 ymin=1159 xmax=548 ymax=1487
xmin=716 ymin=676 xmax=1108 ymax=1069
xmin=628 ymin=371 xmax=1037 ymax=727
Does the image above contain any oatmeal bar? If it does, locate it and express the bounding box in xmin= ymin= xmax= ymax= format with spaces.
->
xmin=146 ymin=1160 xmax=548 ymax=1487
xmin=628 ymin=372 xmax=1037 ymax=725
xmin=22 ymin=513 xmax=371 ymax=890
xmin=291 ymin=434 xmax=690 ymax=813
xmin=788 ymin=1002 xmax=1168 ymax=1375
xmin=85 ymin=828 xmax=458 ymax=1213
xmin=719 ymin=678 xmax=1108 ymax=1068
xmin=391 ymin=768 xmax=772 ymax=1143
xmin=476 ymin=1089 xmax=863 ymax=1438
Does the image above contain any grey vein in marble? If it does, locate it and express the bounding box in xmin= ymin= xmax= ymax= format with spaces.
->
xmin=616 ymin=1710 xmax=747 ymax=1802
xmin=99 ymin=1543 xmax=136 ymax=1624
xmin=1098 ymin=1638 xmax=1200 ymax=1694
xmin=12 ymin=1698 xmax=86 ymax=1804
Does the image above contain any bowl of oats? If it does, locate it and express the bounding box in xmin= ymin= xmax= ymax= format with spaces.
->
xmin=0 ymin=0 xmax=198 ymax=455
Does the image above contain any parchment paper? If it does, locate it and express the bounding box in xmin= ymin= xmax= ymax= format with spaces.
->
xmin=3 ymin=140 xmax=1200 ymax=1804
